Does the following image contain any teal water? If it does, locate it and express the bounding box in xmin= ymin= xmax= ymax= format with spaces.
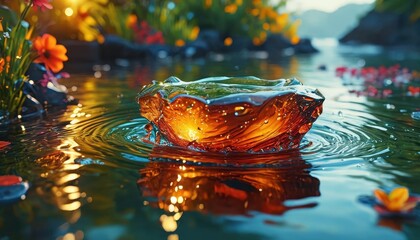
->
xmin=1 ymin=40 xmax=420 ymax=239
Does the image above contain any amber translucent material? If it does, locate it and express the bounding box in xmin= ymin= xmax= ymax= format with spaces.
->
xmin=138 ymin=76 xmax=324 ymax=152
xmin=137 ymin=159 xmax=320 ymax=215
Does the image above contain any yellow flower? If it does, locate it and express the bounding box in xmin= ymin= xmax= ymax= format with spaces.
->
xmin=205 ymin=0 xmax=212 ymax=8
xmin=374 ymin=187 xmax=417 ymax=212
xmin=189 ymin=26 xmax=200 ymax=41
xmin=97 ymin=34 xmax=105 ymax=44
xmin=250 ymin=8 xmax=259 ymax=16
xmin=224 ymin=37 xmax=233 ymax=46
xmin=291 ymin=35 xmax=300 ymax=45
xmin=0 ymin=18 xmax=3 ymax=32
xmin=175 ymin=39 xmax=185 ymax=47
xmin=252 ymin=37 xmax=263 ymax=46
xmin=126 ymin=14 xmax=137 ymax=28
xmin=225 ymin=4 xmax=237 ymax=14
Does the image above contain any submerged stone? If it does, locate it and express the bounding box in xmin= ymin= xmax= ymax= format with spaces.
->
xmin=0 ymin=175 xmax=29 ymax=203
xmin=138 ymin=76 xmax=324 ymax=152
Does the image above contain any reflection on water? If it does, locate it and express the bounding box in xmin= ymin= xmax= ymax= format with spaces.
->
xmin=138 ymin=156 xmax=319 ymax=232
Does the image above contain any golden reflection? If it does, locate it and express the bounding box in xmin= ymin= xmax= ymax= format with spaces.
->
xmin=34 ymin=136 xmax=86 ymax=219
xmin=160 ymin=214 xmax=178 ymax=232
xmin=138 ymin=150 xmax=320 ymax=216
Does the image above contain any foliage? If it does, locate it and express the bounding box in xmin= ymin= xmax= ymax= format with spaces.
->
xmin=100 ymin=3 xmax=165 ymax=45
xmin=133 ymin=0 xmax=299 ymax=45
xmin=0 ymin=0 xmax=68 ymax=121
xmin=0 ymin=2 xmax=33 ymax=120
xmin=1 ymin=0 xmax=299 ymax=46
xmin=375 ymin=0 xmax=420 ymax=21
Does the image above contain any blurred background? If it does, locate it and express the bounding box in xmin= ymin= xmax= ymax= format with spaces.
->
xmin=1 ymin=0 xmax=418 ymax=61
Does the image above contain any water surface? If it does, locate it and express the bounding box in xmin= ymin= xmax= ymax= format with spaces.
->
xmin=1 ymin=40 xmax=420 ymax=239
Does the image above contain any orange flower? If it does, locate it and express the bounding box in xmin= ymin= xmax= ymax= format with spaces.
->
xmin=126 ymin=14 xmax=137 ymax=28
xmin=175 ymin=39 xmax=185 ymax=47
xmin=33 ymin=34 xmax=68 ymax=73
xmin=0 ymin=58 xmax=4 ymax=73
xmin=225 ymin=4 xmax=238 ymax=14
xmin=204 ymin=0 xmax=212 ymax=8
xmin=374 ymin=187 xmax=417 ymax=212
xmin=224 ymin=37 xmax=233 ymax=46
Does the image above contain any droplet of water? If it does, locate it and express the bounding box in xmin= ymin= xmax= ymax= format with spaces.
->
xmin=385 ymin=104 xmax=395 ymax=110
xmin=338 ymin=111 xmax=343 ymax=117
xmin=234 ymin=106 xmax=247 ymax=116
xmin=264 ymin=119 xmax=269 ymax=124
xmin=411 ymin=112 xmax=420 ymax=120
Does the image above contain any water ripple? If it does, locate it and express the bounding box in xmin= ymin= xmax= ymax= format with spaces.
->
xmin=65 ymin=96 xmax=417 ymax=170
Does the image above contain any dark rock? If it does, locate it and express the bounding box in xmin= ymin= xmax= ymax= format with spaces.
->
xmin=45 ymin=83 xmax=68 ymax=106
xmin=180 ymin=39 xmax=209 ymax=58
xmin=293 ymin=38 xmax=319 ymax=54
xmin=222 ymin=36 xmax=252 ymax=52
xmin=62 ymin=40 xmax=100 ymax=62
xmin=100 ymin=35 xmax=148 ymax=59
xmin=196 ymin=29 xmax=223 ymax=52
xmin=21 ymin=63 xmax=75 ymax=119
xmin=318 ymin=64 xmax=328 ymax=71
xmin=264 ymin=34 xmax=293 ymax=56
xmin=146 ymin=44 xmax=173 ymax=59
xmin=340 ymin=10 xmax=420 ymax=47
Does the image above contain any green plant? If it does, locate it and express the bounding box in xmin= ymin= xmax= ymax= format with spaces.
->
xmin=375 ymin=0 xmax=420 ymax=21
xmin=0 ymin=2 xmax=33 ymax=120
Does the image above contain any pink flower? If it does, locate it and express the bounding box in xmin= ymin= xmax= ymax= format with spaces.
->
xmin=30 ymin=0 xmax=53 ymax=11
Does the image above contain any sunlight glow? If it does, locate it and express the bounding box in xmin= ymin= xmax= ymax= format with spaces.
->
xmin=64 ymin=8 xmax=74 ymax=17
xmin=285 ymin=0 xmax=375 ymax=12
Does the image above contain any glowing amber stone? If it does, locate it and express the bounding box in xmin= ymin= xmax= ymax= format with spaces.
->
xmin=138 ymin=76 xmax=324 ymax=152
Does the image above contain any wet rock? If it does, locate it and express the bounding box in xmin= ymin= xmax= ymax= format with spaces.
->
xmin=196 ymin=29 xmax=223 ymax=52
xmin=264 ymin=34 xmax=293 ymax=56
xmin=180 ymin=39 xmax=209 ymax=58
xmin=0 ymin=175 xmax=29 ymax=203
xmin=412 ymin=112 xmax=420 ymax=120
xmin=340 ymin=10 xmax=420 ymax=47
xmin=100 ymin=35 xmax=148 ymax=59
xmin=146 ymin=44 xmax=173 ymax=59
xmin=293 ymin=38 xmax=319 ymax=54
xmin=223 ymin=36 xmax=252 ymax=52
xmin=62 ymin=40 xmax=100 ymax=62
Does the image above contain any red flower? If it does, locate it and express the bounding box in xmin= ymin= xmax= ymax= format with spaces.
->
xmin=30 ymin=0 xmax=53 ymax=11
xmin=33 ymin=34 xmax=68 ymax=73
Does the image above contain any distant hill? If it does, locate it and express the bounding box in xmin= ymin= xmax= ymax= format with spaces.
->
xmin=298 ymin=4 xmax=373 ymax=39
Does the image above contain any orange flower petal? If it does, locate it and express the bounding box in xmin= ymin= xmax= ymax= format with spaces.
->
xmin=387 ymin=201 xmax=406 ymax=211
xmin=389 ymin=187 xmax=409 ymax=204
xmin=401 ymin=201 xmax=417 ymax=212
xmin=49 ymin=46 xmax=68 ymax=61
xmin=374 ymin=189 xmax=390 ymax=206
xmin=44 ymin=58 xmax=64 ymax=73
xmin=43 ymin=34 xmax=57 ymax=50
xmin=33 ymin=37 xmax=44 ymax=52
